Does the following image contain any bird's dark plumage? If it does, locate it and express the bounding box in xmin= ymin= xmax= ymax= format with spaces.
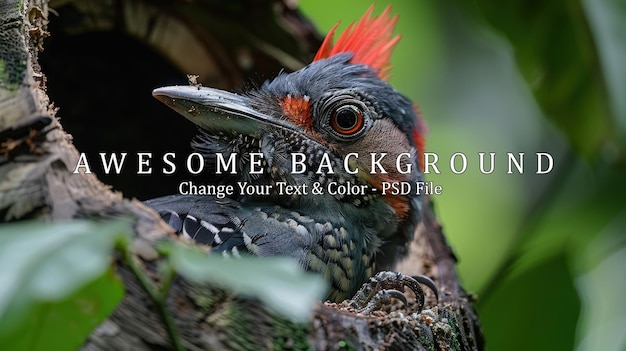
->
xmin=147 ymin=6 xmax=426 ymax=302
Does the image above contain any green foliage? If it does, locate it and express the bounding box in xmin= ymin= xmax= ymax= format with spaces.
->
xmin=453 ymin=1 xmax=626 ymax=350
xmin=1 ymin=270 xmax=124 ymax=351
xmin=298 ymin=1 xmax=626 ymax=350
xmin=461 ymin=0 xmax=616 ymax=157
xmin=0 ymin=219 xmax=325 ymax=350
xmin=480 ymin=253 xmax=580 ymax=351
xmin=0 ymin=220 xmax=128 ymax=351
xmin=158 ymin=242 xmax=328 ymax=322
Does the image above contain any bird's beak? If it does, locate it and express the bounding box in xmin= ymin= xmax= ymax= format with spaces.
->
xmin=153 ymin=86 xmax=288 ymax=137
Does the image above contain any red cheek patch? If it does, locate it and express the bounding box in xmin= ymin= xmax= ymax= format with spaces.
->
xmin=279 ymin=95 xmax=313 ymax=130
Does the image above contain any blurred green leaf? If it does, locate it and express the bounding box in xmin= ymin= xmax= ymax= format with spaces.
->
xmin=575 ymin=231 xmax=626 ymax=351
xmin=0 ymin=220 xmax=129 ymax=349
xmin=1 ymin=269 xmax=124 ymax=351
xmin=458 ymin=0 xmax=618 ymax=158
xmin=514 ymin=163 xmax=626 ymax=277
xmin=583 ymin=0 xmax=626 ymax=138
xmin=159 ymin=242 xmax=328 ymax=322
xmin=479 ymin=252 xmax=580 ymax=351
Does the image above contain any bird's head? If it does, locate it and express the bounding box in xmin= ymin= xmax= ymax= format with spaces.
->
xmin=153 ymin=6 xmax=426 ymax=270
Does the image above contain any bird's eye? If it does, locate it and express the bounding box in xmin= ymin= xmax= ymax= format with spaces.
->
xmin=317 ymin=93 xmax=371 ymax=140
xmin=330 ymin=105 xmax=364 ymax=135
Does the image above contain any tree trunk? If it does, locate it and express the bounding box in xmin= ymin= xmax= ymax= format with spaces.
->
xmin=0 ymin=0 xmax=484 ymax=350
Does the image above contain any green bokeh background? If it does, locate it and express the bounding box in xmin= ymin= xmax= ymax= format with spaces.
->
xmin=300 ymin=1 xmax=625 ymax=350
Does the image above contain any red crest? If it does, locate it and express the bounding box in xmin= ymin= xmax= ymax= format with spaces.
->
xmin=313 ymin=5 xmax=400 ymax=81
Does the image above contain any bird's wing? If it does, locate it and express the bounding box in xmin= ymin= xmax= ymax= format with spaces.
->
xmin=145 ymin=195 xmax=328 ymax=259
xmin=145 ymin=195 xmax=246 ymax=255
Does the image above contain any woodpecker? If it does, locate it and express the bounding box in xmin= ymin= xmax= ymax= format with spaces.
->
xmin=147 ymin=6 xmax=428 ymax=303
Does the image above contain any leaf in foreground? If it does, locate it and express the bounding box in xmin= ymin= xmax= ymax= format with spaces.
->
xmin=0 ymin=220 xmax=129 ymax=350
xmin=160 ymin=242 xmax=328 ymax=322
